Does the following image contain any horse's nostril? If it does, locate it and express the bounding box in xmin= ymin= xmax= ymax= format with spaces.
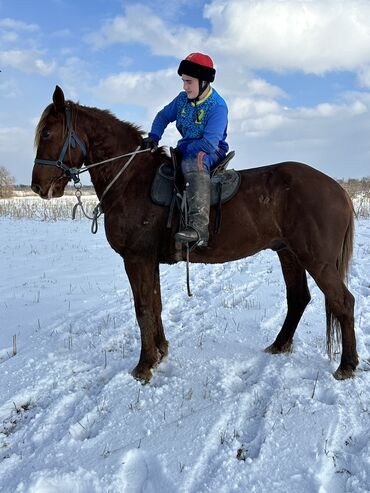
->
xmin=31 ymin=183 xmax=41 ymax=195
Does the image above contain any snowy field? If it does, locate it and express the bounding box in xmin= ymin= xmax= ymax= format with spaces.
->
xmin=1 ymin=197 xmax=370 ymax=493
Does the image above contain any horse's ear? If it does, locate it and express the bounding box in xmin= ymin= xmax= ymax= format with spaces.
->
xmin=53 ymin=85 xmax=65 ymax=112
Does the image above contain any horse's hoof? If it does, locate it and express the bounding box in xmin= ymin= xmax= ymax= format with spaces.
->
xmin=333 ymin=367 xmax=356 ymax=380
xmin=264 ymin=341 xmax=292 ymax=354
xmin=264 ymin=344 xmax=278 ymax=354
xmin=131 ymin=366 xmax=152 ymax=384
xmin=158 ymin=341 xmax=169 ymax=361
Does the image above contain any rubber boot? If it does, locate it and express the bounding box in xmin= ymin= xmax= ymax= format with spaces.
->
xmin=175 ymin=171 xmax=211 ymax=246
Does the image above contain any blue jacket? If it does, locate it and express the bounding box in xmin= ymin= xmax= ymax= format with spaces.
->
xmin=149 ymin=88 xmax=229 ymax=160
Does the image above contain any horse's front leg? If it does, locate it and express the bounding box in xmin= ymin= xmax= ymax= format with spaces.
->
xmin=124 ymin=255 xmax=168 ymax=383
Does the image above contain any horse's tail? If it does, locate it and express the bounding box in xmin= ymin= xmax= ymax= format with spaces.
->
xmin=326 ymin=189 xmax=355 ymax=358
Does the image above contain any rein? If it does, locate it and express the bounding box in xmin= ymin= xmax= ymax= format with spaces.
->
xmin=73 ymin=145 xmax=144 ymax=234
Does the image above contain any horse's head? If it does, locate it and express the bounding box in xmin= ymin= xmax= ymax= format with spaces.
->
xmin=31 ymin=86 xmax=87 ymax=199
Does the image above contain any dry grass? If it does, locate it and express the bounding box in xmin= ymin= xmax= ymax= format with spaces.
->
xmin=1 ymin=179 xmax=370 ymax=221
xmin=0 ymin=195 xmax=97 ymax=221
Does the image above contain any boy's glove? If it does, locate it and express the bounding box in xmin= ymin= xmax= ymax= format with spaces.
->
xmin=141 ymin=136 xmax=158 ymax=151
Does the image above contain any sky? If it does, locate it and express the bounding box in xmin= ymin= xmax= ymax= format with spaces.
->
xmin=1 ymin=0 xmax=370 ymax=184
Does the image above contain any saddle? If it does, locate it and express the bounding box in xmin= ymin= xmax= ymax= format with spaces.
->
xmin=150 ymin=149 xmax=240 ymax=234
xmin=151 ymin=149 xmax=240 ymax=207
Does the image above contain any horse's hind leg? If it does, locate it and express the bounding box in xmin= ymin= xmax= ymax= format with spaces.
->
xmin=306 ymin=262 xmax=358 ymax=379
xmin=124 ymin=255 xmax=169 ymax=382
xmin=265 ymin=249 xmax=311 ymax=354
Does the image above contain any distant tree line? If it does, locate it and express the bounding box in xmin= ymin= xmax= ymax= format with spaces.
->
xmin=337 ymin=177 xmax=370 ymax=196
xmin=0 ymin=166 xmax=15 ymax=198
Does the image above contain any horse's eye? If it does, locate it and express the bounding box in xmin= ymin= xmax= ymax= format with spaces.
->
xmin=41 ymin=128 xmax=50 ymax=139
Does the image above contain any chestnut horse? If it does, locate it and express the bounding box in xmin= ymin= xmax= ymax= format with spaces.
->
xmin=31 ymin=86 xmax=358 ymax=382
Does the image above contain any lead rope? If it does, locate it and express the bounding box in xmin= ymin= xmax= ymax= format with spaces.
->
xmin=186 ymin=243 xmax=192 ymax=297
xmin=76 ymin=147 xmax=151 ymax=176
xmin=179 ymin=189 xmax=193 ymax=297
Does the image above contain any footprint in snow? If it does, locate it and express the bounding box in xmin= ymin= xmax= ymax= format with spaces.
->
xmin=118 ymin=449 xmax=176 ymax=493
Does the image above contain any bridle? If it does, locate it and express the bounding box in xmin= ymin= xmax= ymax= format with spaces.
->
xmin=34 ymin=103 xmax=150 ymax=188
xmin=34 ymin=102 xmax=151 ymax=233
xmin=34 ymin=104 xmax=87 ymax=185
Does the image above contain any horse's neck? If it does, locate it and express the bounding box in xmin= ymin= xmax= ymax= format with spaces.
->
xmin=87 ymin=148 xmax=132 ymax=201
xmin=88 ymin=154 xmax=148 ymax=206
xmin=81 ymin=110 xmax=145 ymax=201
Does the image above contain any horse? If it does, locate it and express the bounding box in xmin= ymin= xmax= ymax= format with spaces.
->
xmin=31 ymin=85 xmax=358 ymax=382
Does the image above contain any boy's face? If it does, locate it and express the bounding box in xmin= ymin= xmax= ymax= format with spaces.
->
xmin=181 ymin=74 xmax=199 ymax=99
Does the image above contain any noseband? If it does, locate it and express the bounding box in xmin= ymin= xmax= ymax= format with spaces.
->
xmin=34 ymin=104 xmax=87 ymax=185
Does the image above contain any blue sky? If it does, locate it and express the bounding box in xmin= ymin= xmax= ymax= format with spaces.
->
xmin=1 ymin=0 xmax=370 ymax=183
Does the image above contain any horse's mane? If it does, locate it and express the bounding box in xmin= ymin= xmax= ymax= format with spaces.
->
xmin=79 ymin=103 xmax=145 ymax=139
xmin=35 ymin=100 xmax=145 ymax=149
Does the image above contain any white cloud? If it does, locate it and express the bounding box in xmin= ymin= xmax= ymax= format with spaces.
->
xmin=87 ymin=1 xmax=370 ymax=76
xmin=57 ymin=57 xmax=92 ymax=99
xmin=0 ymin=18 xmax=39 ymax=32
xmin=227 ymin=92 xmax=369 ymax=138
xmin=0 ymin=126 xmax=29 ymax=148
xmin=0 ymin=79 xmax=18 ymax=98
xmin=86 ymin=5 xmax=207 ymax=57
xmin=52 ymin=28 xmax=72 ymax=38
xmin=137 ymin=0 xmax=202 ymax=21
xmin=244 ymin=78 xmax=286 ymax=99
xmin=298 ymin=100 xmax=367 ymax=118
xmin=239 ymin=113 xmax=287 ymax=136
xmin=1 ymin=31 xmax=19 ymax=42
xmin=358 ymin=66 xmax=370 ymax=88
xmin=94 ymin=67 xmax=179 ymax=110
xmin=0 ymin=50 xmax=55 ymax=75
xmin=117 ymin=55 xmax=133 ymax=69
xmin=204 ymin=0 xmax=370 ymax=74
xmin=225 ymin=89 xmax=370 ymax=179
xmin=0 ymin=17 xmax=40 ymax=50
xmin=227 ymin=93 xmax=288 ymax=136
xmin=230 ymin=97 xmax=281 ymax=120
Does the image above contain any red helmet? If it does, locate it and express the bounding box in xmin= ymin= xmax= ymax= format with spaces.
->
xmin=177 ymin=52 xmax=216 ymax=82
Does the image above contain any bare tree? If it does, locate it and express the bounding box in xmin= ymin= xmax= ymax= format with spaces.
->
xmin=0 ymin=166 xmax=15 ymax=198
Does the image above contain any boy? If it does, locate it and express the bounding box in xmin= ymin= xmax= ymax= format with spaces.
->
xmin=143 ymin=52 xmax=229 ymax=246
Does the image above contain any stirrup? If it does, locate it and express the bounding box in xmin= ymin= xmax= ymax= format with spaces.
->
xmin=175 ymin=227 xmax=199 ymax=243
xmin=175 ymin=228 xmax=208 ymax=247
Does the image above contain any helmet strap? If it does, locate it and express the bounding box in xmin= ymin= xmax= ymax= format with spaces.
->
xmin=189 ymin=81 xmax=210 ymax=123
xmin=189 ymin=80 xmax=209 ymax=104
xmin=198 ymin=80 xmax=209 ymax=99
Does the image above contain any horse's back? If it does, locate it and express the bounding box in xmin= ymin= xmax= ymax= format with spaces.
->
xmin=238 ymin=161 xmax=350 ymax=211
xmin=237 ymin=161 xmax=353 ymax=260
xmin=233 ymin=161 xmax=352 ymax=243
xmin=239 ymin=161 xmax=340 ymax=188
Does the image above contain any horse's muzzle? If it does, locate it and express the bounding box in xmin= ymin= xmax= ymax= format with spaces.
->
xmin=31 ymin=183 xmax=41 ymax=196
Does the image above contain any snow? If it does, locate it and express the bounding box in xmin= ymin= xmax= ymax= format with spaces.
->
xmin=1 ymin=203 xmax=370 ymax=493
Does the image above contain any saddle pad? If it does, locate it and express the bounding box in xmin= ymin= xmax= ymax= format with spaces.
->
xmin=151 ymin=164 xmax=241 ymax=207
